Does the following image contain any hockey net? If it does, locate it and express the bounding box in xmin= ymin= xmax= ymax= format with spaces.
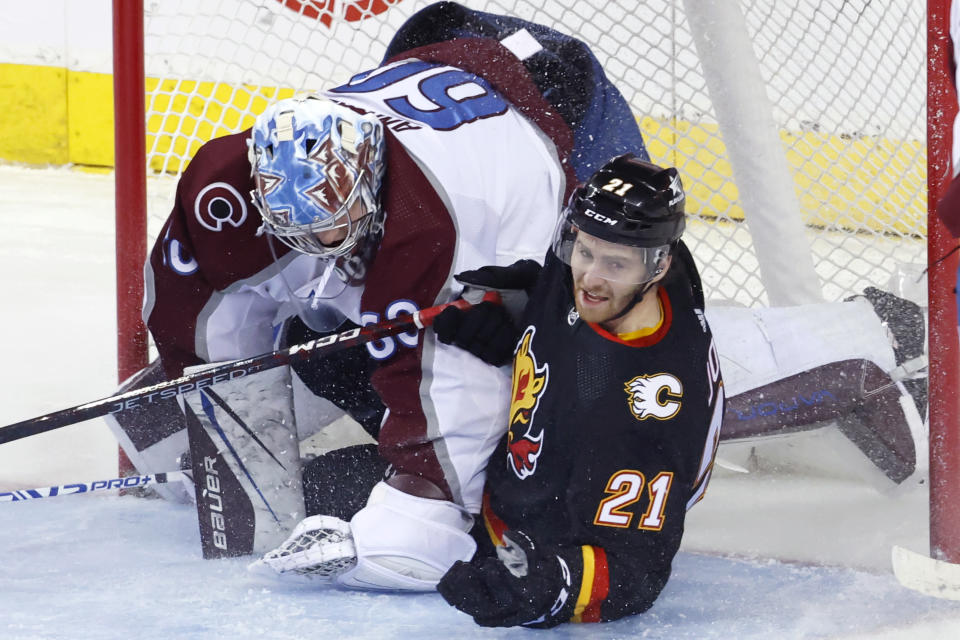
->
xmin=135 ymin=0 xmax=926 ymax=309
xmin=121 ymin=0 xmax=944 ymax=566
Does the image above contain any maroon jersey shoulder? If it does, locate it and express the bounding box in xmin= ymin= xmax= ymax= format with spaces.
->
xmin=361 ymin=131 xmax=456 ymax=314
xmin=176 ymin=129 xmax=286 ymax=288
xmin=147 ymin=130 xmax=286 ymax=376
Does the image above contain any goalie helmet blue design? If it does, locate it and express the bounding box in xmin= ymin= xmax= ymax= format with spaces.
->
xmin=249 ymin=95 xmax=386 ymax=259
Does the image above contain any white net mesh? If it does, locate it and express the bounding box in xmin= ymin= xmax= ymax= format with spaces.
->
xmin=140 ymin=0 xmax=926 ymax=308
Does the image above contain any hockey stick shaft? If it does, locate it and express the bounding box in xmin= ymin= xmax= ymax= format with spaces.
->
xmin=0 ymin=292 xmax=499 ymax=446
xmin=0 ymin=471 xmax=187 ymax=502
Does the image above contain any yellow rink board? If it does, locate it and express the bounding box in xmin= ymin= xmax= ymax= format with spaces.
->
xmin=0 ymin=63 xmax=70 ymax=165
xmin=0 ymin=63 xmax=926 ymax=235
xmin=640 ymin=117 xmax=927 ymax=237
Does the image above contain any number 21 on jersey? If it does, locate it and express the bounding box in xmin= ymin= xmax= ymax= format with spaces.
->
xmin=593 ymin=470 xmax=674 ymax=531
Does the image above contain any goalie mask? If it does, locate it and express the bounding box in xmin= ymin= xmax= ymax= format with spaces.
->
xmin=249 ymin=95 xmax=386 ymax=263
xmin=552 ymin=154 xmax=686 ymax=288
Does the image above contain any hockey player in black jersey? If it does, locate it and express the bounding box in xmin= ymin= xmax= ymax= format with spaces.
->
xmin=434 ymin=155 xmax=725 ymax=627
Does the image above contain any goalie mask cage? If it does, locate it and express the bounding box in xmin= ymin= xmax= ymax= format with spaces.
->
xmin=114 ymin=0 xmax=958 ymax=561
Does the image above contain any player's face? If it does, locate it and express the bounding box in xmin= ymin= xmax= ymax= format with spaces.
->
xmin=313 ymin=199 xmax=367 ymax=248
xmin=570 ymin=232 xmax=650 ymax=324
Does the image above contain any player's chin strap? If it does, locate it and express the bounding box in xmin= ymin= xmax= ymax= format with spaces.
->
xmin=604 ymin=280 xmax=659 ymax=325
xmin=603 ymin=239 xmax=693 ymax=324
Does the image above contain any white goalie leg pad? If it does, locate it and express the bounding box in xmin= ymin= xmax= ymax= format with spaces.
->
xmin=335 ymin=481 xmax=477 ymax=591
xmin=102 ymin=361 xmax=194 ymax=503
xmin=182 ymin=362 xmax=305 ymax=557
xmin=706 ymin=298 xmax=896 ymax=397
xmin=290 ymin=368 xmax=349 ymax=441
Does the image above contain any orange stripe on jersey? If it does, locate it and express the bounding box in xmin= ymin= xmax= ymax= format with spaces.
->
xmin=571 ymin=545 xmax=611 ymax=623
xmin=481 ymin=492 xmax=508 ymax=547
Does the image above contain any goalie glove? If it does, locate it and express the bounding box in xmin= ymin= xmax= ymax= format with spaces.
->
xmin=437 ymin=530 xmax=574 ymax=628
xmin=433 ymin=260 xmax=542 ymax=366
xmin=247 ymin=515 xmax=357 ymax=579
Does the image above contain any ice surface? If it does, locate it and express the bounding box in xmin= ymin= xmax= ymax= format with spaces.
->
xmin=1 ymin=165 xmax=959 ymax=639
xmin=0 ymin=494 xmax=958 ymax=640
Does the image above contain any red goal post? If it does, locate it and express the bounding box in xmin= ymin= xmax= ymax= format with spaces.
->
xmin=112 ymin=0 xmax=148 ymax=475
xmin=112 ymin=0 xmax=956 ymax=560
xmin=928 ymin=0 xmax=960 ymax=564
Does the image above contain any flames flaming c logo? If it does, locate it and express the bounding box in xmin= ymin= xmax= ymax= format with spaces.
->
xmin=625 ymin=374 xmax=683 ymax=421
xmin=506 ymin=327 xmax=549 ymax=479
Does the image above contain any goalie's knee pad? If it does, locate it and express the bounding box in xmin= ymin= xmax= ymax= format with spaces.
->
xmin=182 ymin=362 xmax=304 ymax=557
xmin=335 ymin=481 xmax=477 ymax=591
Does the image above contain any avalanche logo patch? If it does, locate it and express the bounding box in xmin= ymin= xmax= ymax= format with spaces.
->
xmin=194 ymin=182 xmax=248 ymax=232
xmin=506 ymin=326 xmax=549 ymax=479
xmin=625 ymin=374 xmax=683 ymax=421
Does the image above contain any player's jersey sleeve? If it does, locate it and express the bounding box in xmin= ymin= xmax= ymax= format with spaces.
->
xmin=382 ymin=2 xmax=647 ymax=181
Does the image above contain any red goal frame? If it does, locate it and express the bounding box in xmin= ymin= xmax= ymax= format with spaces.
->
xmin=112 ymin=0 xmax=148 ymax=474
xmin=927 ymin=0 xmax=960 ymax=563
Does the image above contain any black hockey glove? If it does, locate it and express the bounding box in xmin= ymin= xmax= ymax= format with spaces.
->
xmin=433 ymin=301 xmax=519 ymax=366
xmin=437 ymin=531 xmax=574 ymax=628
xmin=433 ymin=260 xmax=542 ymax=367
xmin=454 ymin=259 xmax=542 ymax=293
xmin=456 ymin=259 xmax=542 ymax=325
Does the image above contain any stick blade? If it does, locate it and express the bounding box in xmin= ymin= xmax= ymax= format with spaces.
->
xmin=892 ymin=545 xmax=960 ymax=600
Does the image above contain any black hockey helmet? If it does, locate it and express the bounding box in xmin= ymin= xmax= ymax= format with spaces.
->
xmin=552 ymin=155 xmax=686 ymax=286
xmin=566 ymin=154 xmax=685 ymax=248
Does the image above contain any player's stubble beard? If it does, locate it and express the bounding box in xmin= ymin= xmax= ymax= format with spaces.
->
xmin=572 ymin=274 xmax=641 ymax=328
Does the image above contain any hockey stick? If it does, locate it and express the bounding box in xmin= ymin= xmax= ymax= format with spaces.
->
xmin=0 ymin=471 xmax=187 ymax=502
xmin=0 ymin=292 xmax=499 ymax=446
xmin=892 ymin=545 xmax=960 ymax=601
